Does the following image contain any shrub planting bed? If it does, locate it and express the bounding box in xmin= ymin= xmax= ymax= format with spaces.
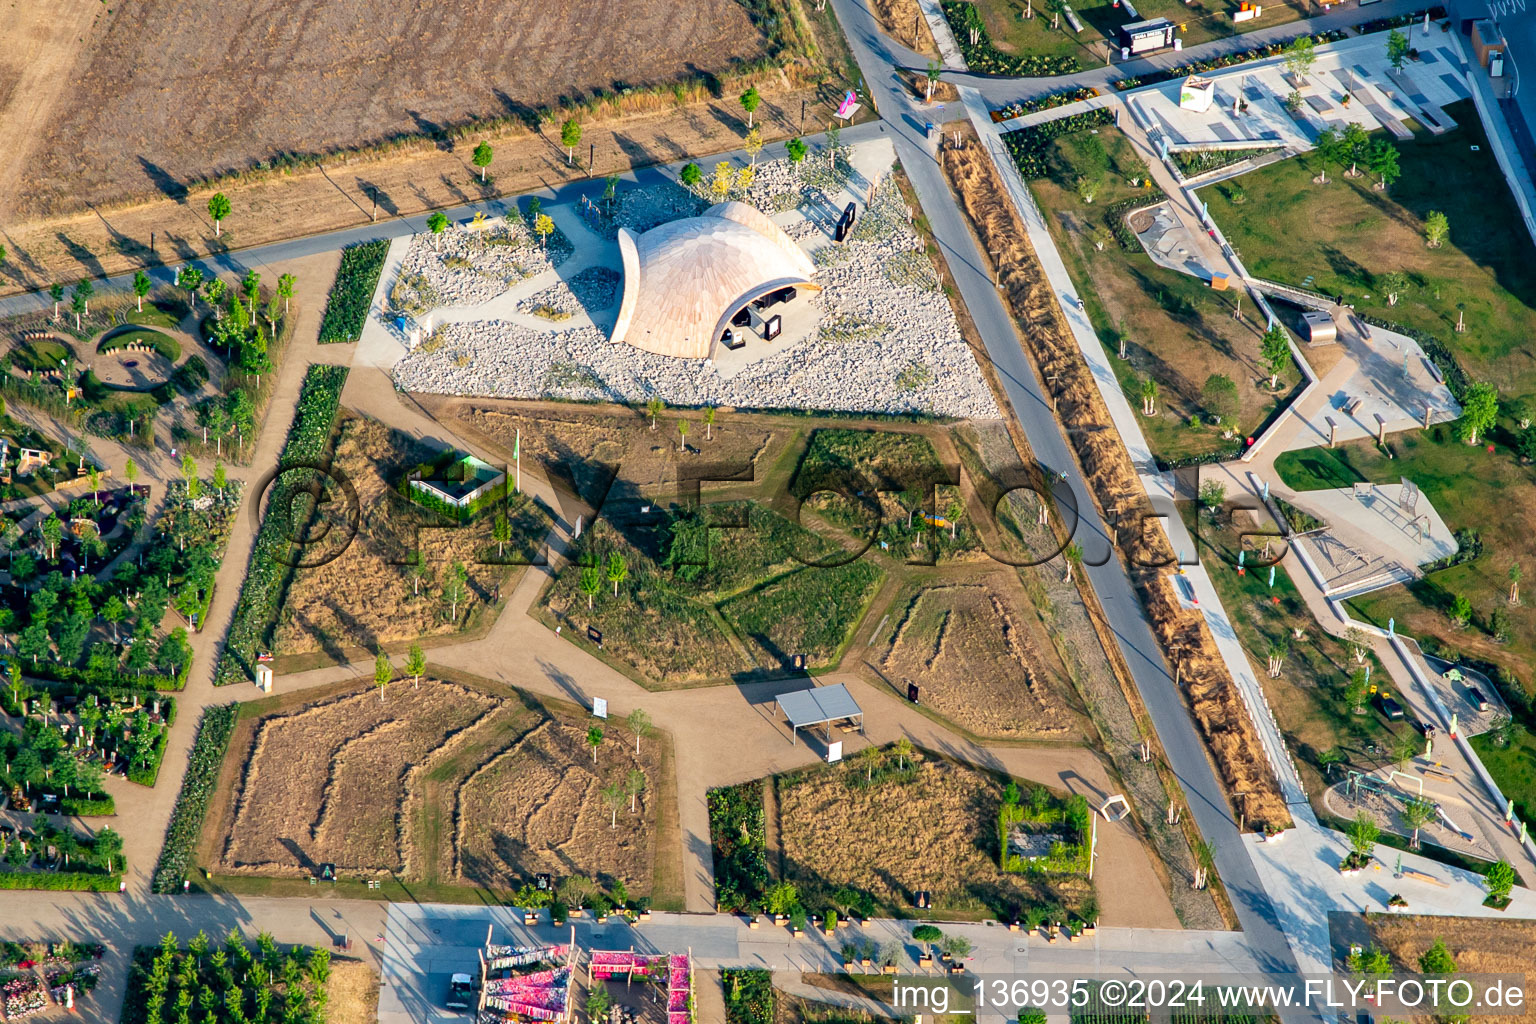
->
xmin=318 ymin=240 xmax=390 ymax=343
xmin=214 ymin=365 xmax=348 ymax=685
xmin=151 ymin=703 xmax=238 ymax=893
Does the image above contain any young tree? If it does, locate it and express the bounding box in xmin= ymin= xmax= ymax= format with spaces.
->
xmin=1346 ymin=810 xmax=1379 ymax=862
xmin=1345 ymin=666 xmax=1369 ymax=714
xmin=894 ymin=736 xmax=913 ymax=771
xmin=406 ymin=643 xmax=426 ymax=689
xmin=207 ymin=192 xmax=231 ymax=236
xmin=102 ymin=595 xmax=126 ymax=642
xmin=124 ymin=456 xmax=139 ymax=495
xmin=1075 ymin=175 xmax=1102 ymax=204
xmin=1284 ymin=35 xmax=1316 ymax=83
xmin=645 ymin=396 xmax=664 ymax=429
xmin=1312 ymin=127 xmax=1339 ymax=183
xmin=606 ymin=552 xmax=628 ymax=597
xmin=373 ymin=650 xmax=392 ymax=703
xmin=1199 ymin=479 xmax=1227 ymax=514
xmin=1509 ymin=562 xmax=1522 ymax=605
xmin=176 ymin=266 xmax=204 ymax=313
xmin=48 ymin=282 xmax=64 ymax=319
xmin=1450 ymin=593 xmax=1472 ymax=628
xmin=427 ymin=211 xmax=449 ymax=249
xmin=1346 ymin=944 xmax=1392 ymax=979
xmin=743 ymin=127 xmax=764 ymax=167
xmin=1379 ymin=270 xmax=1410 ymax=306
xmin=739 ymin=85 xmax=761 ymax=128
xmin=1417 ymin=938 xmax=1456 ymax=975
xmin=925 ymin=59 xmax=942 ymax=102
xmin=94 ymin=827 xmax=123 ymax=874
xmin=710 ymin=161 xmax=734 ymax=200
xmin=1425 ymin=210 xmax=1449 ymax=248
xmin=1486 ymin=859 xmax=1516 ymax=904
xmin=472 ymin=140 xmax=494 ymax=182
xmin=703 ymin=405 xmax=716 ymax=440
xmin=442 ymin=561 xmax=469 ymax=620
xmin=276 ymin=272 xmax=296 ymax=315
xmin=676 ymin=418 xmax=689 ymax=452
xmin=625 ymin=767 xmax=645 ymax=812
xmin=560 ymin=118 xmax=582 ymax=165
xmin=1400 ymin=796 xmax=1436 ymax=851
xmin=1261 ymin=323 xmax=1291 ymax=388
xmin=1140 ymin=377 xmax=1158 ymax=415
xmin=601 ymin=782 xmax=626 ymax=828
xmin=1386 ymin=28 xmax=1410 ymax=70
xmin=213 ymin=460 xmax=226 ymax=494
xmin=1063 ymin=542 xmax=1083 ymax=582
xmin=1202 ymin=373 xmax=1239 ymax=423
xmin=579 ymin=564 xmax=602 ymax=609
xmin=1340 ymin=122 xmax=1370 ymax=176
xmin=133 ymin=269 xmax=152 ymax=313
xmin=1367 ymin=139 xmax=1400 ymax=190
xmin=680 ymin=162 xmax=703 ymax=189
xmin=41 ymin=514 xmax=63 ymax=560
xmin=1457 ymin=381 xmax=1497 ymax=445
xmin=627 ymin=707 xmax=652 ymax=755
xmin=534 ymin=213 xmax=555 ymax=249
xmin=587 ymin=724 xmax=604 ymax=763
xmin=785 ymin=137 xmax=807 ymax=164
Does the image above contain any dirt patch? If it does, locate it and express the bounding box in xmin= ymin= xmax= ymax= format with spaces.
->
xmin=220 ymin=681 xmax=497 ymax=874
xmin=447 ymin=399 xmax=780 ymax=506
xmin=1366 ymin=914 xmax=1536 ymax=1023
xmin=776 ymin=752 xmax=1093 ymax=919
xmin=455 ymin=719 xmax=663 ymax=894
xmin=272 ymin=416 xmax=550 ymax=658
xmin=326 ymin=960 xmax=381 ymax=1024
xmin=874 ymin=575 xmax=1078 ymax=738
xmin=873 ymin=0 xmax=940 ymax=56
xmin=939 ymin=126 xmax=1289 ymax=831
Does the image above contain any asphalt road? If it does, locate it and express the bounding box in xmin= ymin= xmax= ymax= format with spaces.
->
xmin=827 ymin=0 xmax=1301 ymax=978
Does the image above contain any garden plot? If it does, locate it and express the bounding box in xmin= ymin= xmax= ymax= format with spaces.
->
xmin=875 ymin=578 xmax=1080 ymax=739
xmin=218 ymin=683 xmax=496 ymax=875
xmin=454 ymin=718 xmax=662 ymax=893
xmin=775 ymin=751 xmax=1094 ymax=921
xmin=392 ymin=158 xmax=1000 ymax=420
xmin=269 ymin=416 xmax=549 ymax=659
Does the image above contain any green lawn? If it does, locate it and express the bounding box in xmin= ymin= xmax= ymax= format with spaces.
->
xmin=9 ymin=339 xmax=72 ymax=372
xmin=968 ymin=0 xmax=1305 ymax=62
xmin=1204 ymin=102 xmax=1536 ymax=400
xmin=99 ymin=326 xmax=182 ymax=362
xmin=1470 ymin=728 xmax=1536 ymax=825
xmin=1275 ymin=429 xmax=1536 ymax=693
xmin=1029 ymin=127 xmax=1299 ymax=465
xmin=1200 ymin=513 xmax=1408 ymax=801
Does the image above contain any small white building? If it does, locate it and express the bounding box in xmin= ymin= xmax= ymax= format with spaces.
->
xmin=1179 ymin=76 xmax=1216 ymax=113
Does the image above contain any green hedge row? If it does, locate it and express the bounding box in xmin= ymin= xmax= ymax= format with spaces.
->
xmin=150 ymin=703 xmax=238 ymax=894
xmin=1002 ymin=107 xmax=1116 ymax=179
xmin=0 ymin=872 xmax=120 ymax=892
xmin=318 ymin=240 xmax=390 ymax=343
xmin=214 ymin=365 xmax=349 ymax=686
xmin=59 ymin=796 xmax=116 ymax=816
xmin=23 ymin=662 xmax=183 ymax=693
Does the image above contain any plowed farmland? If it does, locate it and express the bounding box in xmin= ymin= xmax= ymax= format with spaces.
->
xmin=2 ymin=0 xmax=770 ymax=218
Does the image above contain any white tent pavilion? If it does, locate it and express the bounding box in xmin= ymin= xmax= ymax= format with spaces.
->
xmin=774 ymin=683 xmax=864 ymax=745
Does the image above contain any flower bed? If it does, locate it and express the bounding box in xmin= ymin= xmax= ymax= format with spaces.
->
xmin=994 ymin=88 xmax=1098 ymax=122
xmin=3 ymin=977 xmax=46 ymax=1019
xmin=941 ymin=1 xmax=1081 ymax=77
xmin=1001 ymin=107 xmax=1116 ymax=179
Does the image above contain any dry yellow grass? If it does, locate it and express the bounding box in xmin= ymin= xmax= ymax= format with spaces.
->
xmin=776 ymin=752 xmax=1091 ymax=918
xmin=273 ymin=417 xmax=548 ymax=658
xmin=326 ymin=960 xmax=380 ymax=1024
xmin=1368 ymin=914 xmax=1536 ymax=1024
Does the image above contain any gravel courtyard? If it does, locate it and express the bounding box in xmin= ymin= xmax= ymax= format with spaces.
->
xmin=390 ymin=151 xmax=1001 ymax=420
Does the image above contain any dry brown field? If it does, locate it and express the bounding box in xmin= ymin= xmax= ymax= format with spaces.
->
xmin=873 ymin=573 xmax=1083 ymax=739
xmin=1367 ymin=914 xmax=1536 ymax=1024
xmin=211 ymin=678 xmax=674 ymax=899
xmin=774 ymin=751 xmax=1093 ymax=920
xmin=270 ymin=416 xmax=550 ymax=661
xmin=326 ymin=960 xmax=381 ymax=1024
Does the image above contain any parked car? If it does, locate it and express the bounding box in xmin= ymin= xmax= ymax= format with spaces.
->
xmin=1377 ymin=695 xmax=1405 ymax=720
xmin=446 ymin=973 xmax=476 ymax=1011
xmin=1467 ymin=686 xmax=1490 ymax=712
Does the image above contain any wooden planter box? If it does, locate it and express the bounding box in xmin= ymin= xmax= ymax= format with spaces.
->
xmin=747 ymin=917 xmax=760 ymax=930
xmin=861 ymin=959 xmax=873 ymax=971
xmin=524 ymin=912 xmax=539 ymax=925
xmin=882 ymin=965 xmax=899 ymax=975
xmin=919 ymin=955 xmax=934 ymax=969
